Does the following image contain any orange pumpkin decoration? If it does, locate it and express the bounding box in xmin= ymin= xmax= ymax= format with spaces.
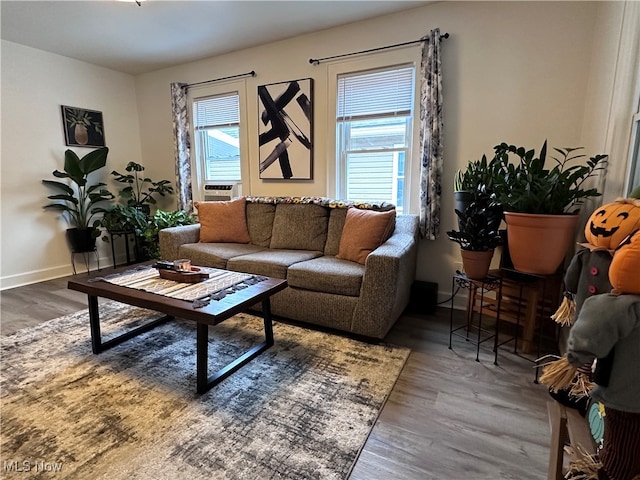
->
xmin=584 ymin=199 xmax=640 ymax=250
xmin=609 ymin=229 xmax=640 ymax=295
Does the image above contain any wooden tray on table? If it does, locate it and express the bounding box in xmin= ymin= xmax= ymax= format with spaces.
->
xmin=158 ymin=267 xmax=209 ymax=283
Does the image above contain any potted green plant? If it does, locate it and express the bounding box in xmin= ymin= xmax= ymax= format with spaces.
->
xmin=95 ymin=204 xmax=148 ymax=239
xmin=447 ymin=192 xmax=503 ymax=280
xmin=453 ymin=155 xmax=504 ymax=229
xmin=42 ymin=147 xmax=114 ymax=252
xmin=111 ymin=162 xmax=174 ymax=214
xmin=138 ymin=209 xmax=197 ymax=260
xmin=491 ymin=140 xmax=607 ymax=274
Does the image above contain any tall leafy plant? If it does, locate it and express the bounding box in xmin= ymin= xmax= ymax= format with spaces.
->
xmin=42 ymin=147 xmax=114 ymax=235
xmin=492 ymin=141 xmax=608 ymax=215
xmin=111 ymin=162 xmax=174 ymax=209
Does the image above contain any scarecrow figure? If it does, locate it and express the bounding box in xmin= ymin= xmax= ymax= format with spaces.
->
xmin=553 ymin=198 xmax=640 ymax=333
xmin=547 ymin=199 xmax=640 ymax=414
xmin=545 ymin=229 xmax=640 ymax=480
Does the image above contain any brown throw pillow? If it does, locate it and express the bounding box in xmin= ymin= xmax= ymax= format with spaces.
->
xmin=336 ymin=208 xmax=396 ymax=265
xmin=195 ymin=197 xmax=251 ymax=244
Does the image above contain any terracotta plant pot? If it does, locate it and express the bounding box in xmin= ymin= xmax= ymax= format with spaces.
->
xmin=504 ymin=212 xmax=579 ymax=275
xmin=460 ymin=249 xmax=494 ymax=280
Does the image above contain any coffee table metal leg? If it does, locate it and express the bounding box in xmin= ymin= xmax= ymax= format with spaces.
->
xmin=87 ymin=294 xmax=173 ymax=354
xmin=196 ymin=298 xmax=275 ymax=394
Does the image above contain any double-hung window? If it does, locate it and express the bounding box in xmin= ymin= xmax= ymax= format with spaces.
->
xmin=193 ymin=92 xmax=241 ymax=182
xmin=336 ymin=65 xmax=415 ymax=213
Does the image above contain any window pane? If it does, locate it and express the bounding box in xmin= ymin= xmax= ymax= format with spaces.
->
xmin=195 ymin=94 xmax=239 ymax=128
xmin=342 ymin=117 xmax=409 ymax=151
xmin=346 ymin=152 xmax=394 ymax=202
xmin=336 ymin=65 xmax=414 ymax=211
xmin=201 ymin=127 xmax=241 ymax=181
xmin=194 ymin=92 xmax=241 ymax=182
xmin=338 ymin=66 xmax=414 ymax=120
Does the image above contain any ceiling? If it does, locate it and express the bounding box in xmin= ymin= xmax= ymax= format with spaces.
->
xmin=1 ymin=0 xmax=430 ymax=75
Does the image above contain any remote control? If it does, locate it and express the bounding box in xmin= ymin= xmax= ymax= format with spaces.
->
xmin=154 ymin=260 xmax=176 ymax=271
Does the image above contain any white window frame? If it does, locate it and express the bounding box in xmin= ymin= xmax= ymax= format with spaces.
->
xmin=188 ymin=79 xmax=250 ymax=202
xmin=326 ymin=48 xmax=422 ymax=214
xmin=624 ymin=86 xmax=640 ymax=195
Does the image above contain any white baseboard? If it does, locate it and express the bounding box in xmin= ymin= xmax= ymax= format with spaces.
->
xmin=0 ymin=253 xmax=120 ymax=291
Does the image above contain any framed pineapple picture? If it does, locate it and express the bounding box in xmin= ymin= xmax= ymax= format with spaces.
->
xmin=61 ymin=105 xmax=106 ymax=147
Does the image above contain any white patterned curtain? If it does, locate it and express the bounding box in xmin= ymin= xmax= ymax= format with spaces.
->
xmin=418 ymin=29 xmax=444 ymax=240
xmin=170 ymin=82 xmax=193 ymax=214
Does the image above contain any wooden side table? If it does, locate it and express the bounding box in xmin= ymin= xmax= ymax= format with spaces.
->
xmin=466 ymin=268 xmax=563 ymax=354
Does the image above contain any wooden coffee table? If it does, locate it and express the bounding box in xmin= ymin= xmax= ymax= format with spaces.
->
xmin=68 ymin=265 xmax=287 ymax=393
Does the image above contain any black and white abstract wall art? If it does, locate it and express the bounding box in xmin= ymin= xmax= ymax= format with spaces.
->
xmin=258 ymin=78 xmax=313 ymax=180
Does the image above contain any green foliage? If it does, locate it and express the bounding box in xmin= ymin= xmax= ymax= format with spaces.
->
xmin=138 ymin=209 xmax=197 ymax=259
xmin=111 ymin=162 xmax=174 ymax=208
xmin=492 ymin=141 xmax=608 ymax=215
xmin=447 ymin=192 xmax=503 ymax=251
xmin=42 ymin=147 xmax=114 ymax=234
xmin=453 ymin=154 xmax=501 ymax=193
xmin=94 ymin=205 xmax=148 ymax=242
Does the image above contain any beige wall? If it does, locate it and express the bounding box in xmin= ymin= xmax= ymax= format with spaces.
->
xmin=1 ymin=41 xmax=143 ymax=288
xmin=134 ymin=1 xmax=612 ymax=301
xmin=1 ymin=1 xmax=633 ymax=299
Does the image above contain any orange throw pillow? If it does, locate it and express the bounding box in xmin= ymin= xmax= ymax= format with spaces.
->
xmin=195 ymin=197 xmax=251 ymax=244
xmin=336 ymin=208 xmax=396 ymax=265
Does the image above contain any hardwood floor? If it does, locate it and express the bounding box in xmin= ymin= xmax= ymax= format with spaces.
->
xmin=0 ymin=274 xmax=552 ymax=479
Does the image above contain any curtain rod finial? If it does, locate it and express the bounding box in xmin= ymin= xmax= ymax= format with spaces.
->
xmin=309 ymin=58 xmax=319 ymax=65
xmin=441 ymin=32 xmax=450 ymax=40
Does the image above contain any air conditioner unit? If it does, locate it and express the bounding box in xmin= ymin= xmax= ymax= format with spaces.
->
xmin=203 ymin=182 xmax=240 ymax=202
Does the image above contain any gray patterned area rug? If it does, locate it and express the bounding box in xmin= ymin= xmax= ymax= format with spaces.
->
xmin=0 ymin=302 xmax=409 ymax=479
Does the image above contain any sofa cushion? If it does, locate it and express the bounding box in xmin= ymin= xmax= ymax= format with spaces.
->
xmin=195 ymin=197 xmax=251 ymax=244
xmin=227 ymin=249 xmax=322 ymax=279
xmin=269 ymin=204 xmax=329 ymax=251
xmin=179 ymin=243 xmax=265 ymax=269
xmin=324 ymin=208 xmax=348 ymax=256
xmin=246 ymin=202 xmax=276 ymax=247
xmin=288 ymin=256 xmax=364 ymax=297
xmin=336 ymin=208 xmax=396 ymax=265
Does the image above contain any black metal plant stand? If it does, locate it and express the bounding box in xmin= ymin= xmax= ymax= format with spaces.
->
xmin=499 ymin=268 xmax=563 ymax=383
xmin=449 ymin=271 xmax=504 ymax=365
xmin=71 ymin=249 xmax=100 ymax=275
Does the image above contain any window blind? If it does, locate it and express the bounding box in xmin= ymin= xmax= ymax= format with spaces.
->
xmin=337 ymin=66 xmax=414 ymax=121
xmin=194 ymin=93 xmax=239 ymax=129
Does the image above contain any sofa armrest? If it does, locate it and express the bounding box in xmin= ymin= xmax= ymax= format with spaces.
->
xmin=159 ymin=224 xmax=201 ymax=261
xmin=351 ymin=214 xmax=419 ymax=338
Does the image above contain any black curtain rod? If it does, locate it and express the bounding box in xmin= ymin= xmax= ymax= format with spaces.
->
xmin=309 ymin=33 xmax=448 ymax=65
xmin=184 ymin=70 xmax=256 ymax=89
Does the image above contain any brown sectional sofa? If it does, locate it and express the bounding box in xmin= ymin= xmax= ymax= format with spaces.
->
xmin=159 ymin=196 xmax=419 ymax=339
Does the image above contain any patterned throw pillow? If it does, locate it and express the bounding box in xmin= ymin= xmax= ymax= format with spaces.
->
xmin=195 ymin=197 xmax=251 ymax=244
xmin=336 ymin=208 xmax=396 ymax=265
